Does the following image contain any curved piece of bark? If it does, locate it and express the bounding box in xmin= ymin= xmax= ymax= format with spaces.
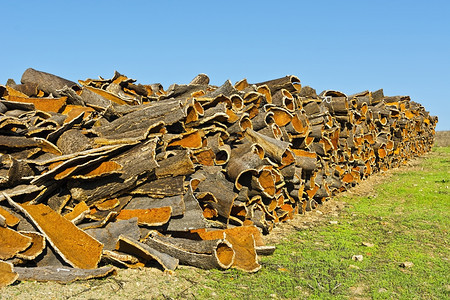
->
xmin=166 ymin=187 xmax=206 ymax=232
xmin=254 ymin=75 xmax=301 ymax=94
xmin=0 ymin=100 xmax=35 ymax=111
xmin=244 ymin=128 xmax=294 ymax=166
xmin=31 ymin=145 xmax=125 ymax=186
xmin=116 ymin=235 xmax=179 ymax=272
xmin=14 ymin=266 xmax=116 ymax=283
xmin=85 ymin=218 xmax=140 ymax=251
xmin=21 ymin=68 xmax=78 ymax=97
xmin=196 ymin=170 xmax=235 ymax=219
xmin=0 ymin=261 xmax=18 ymax=288
xmin=5 ymin=95 xmax=67 ymax=113
xmin=162 ymin=83 xmax=209 ymax=100
xmin=167 ymin=130 xmax=203 ymax=149
xmin=71 ymin=161 xmax=122 ymax=180
xmin=125 ymin=195 xmax=185 ymax=217
xmin=6 ymin=196 xmax=103 ymax=269
xmin=85 ymin=195 xmax=131 ymax=223
xmin=69 ymin=140 xmax=158 ymax=204
xmin=185 ymin=102 xmax=229 ymax=128
xmin=116 ymin=207 xmax=172 ymax=227
xmin=205 ymin=134 xmax=231 ymax=165
xmin=144 ymin=235 xmax=234 ymax=270
xmin=151 ymin=234 xmax=225 ymax=255
xmin=0 ymin=206 xmax=20 ymax=227
xmin=265 ymin=106 xmax=293 ymax=127
xmin=189 ymin=73 xmax=210 ymax=85
xmin=93 ymin=99 xmax=184 ymax=140
xmin=271 ymin=89 xmax=295 ymax=111
xmin=291 ymin=149 xmax=318 ymax=172
xmin=55 ymin=129 xmax=91 ymax=155
xmin=0 ymin=135 xmax=61 ymax=155
xmin=155 ymin=150 xmax=195 ymax=179
xmin=131 ymin=176 xmax=185 ymax=198
xmin=63 ymin=201 xmax=89 ymax=224
xmin=15 ymin=231 xmax=46 ymax=260
xmin=202 ymin=80 xmax=237 ymax=99
xmin=226 ymin=143 xmax=265 ymax=189
xmin=0 ymin=226 xmax=32 ymax=260
xmin=101 ymin=250 xmax=140 ymax=268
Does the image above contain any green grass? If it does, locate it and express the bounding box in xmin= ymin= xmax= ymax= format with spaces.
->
xmin=189 ymin=147 xmax=450 ymax=299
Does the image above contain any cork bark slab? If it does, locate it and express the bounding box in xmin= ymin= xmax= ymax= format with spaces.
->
xmin=8 ymin=200 xmax=103 ymax=269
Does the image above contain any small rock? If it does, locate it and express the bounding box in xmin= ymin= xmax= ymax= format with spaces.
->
xmin=362 ymin=242 xmax=374 ymax=247
xmin=329 ymin=220 xmax=338 ymax=225
xmin=378 ymin=288 xmax=388 ymax=293
xmin=352 ymin=255 xmax=364 ymax=261
xmin=349 ymin=264 xmax=360 ymax=270
xmin=399 ymin=261 xmax=414 ymax=268
xmin=316 ymin=210 xmax=323 ymax=215
xmin=270 ymin=293 xmax=277 ymax=298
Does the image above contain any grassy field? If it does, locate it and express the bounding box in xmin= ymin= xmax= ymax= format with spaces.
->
xmin=2 ymin=147 xmax=449 ymax=299
xmin=188 ymin=146 xmax=449 ymax=299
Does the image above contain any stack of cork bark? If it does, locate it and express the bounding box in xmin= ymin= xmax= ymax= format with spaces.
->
xmin=0 ymin=69 xmax=437 ymax=287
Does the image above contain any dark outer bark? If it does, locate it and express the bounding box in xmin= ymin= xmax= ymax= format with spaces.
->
xmin=116 ymin=235 xmax=179 ymax=271
xmin=21 ymin=68 xmax=77 ymax=97
xmin=144 ymin=236 xmax=232 ymax=269
xmin=85 ymin=218 xmax=140 ymax=250
xmin=124 ymin=195 xmax=185 ymax=217
xmin=131 ymin=176 xmax=185 ymax=198
xmin=14 ymin=266 xmax=116 ymax=283
xmin=166 ymin=188 xmax=206 ymax=231
xmin=69 ymin=140 xmax=158 ymax=204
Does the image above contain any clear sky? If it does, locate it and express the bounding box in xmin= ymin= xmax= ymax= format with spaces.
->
xmin=2 ymin=0 xmax=449 ymax=130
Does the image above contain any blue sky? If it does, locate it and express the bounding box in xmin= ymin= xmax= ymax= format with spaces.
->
xmin=2 ymin=0 xmax=449 ymax=130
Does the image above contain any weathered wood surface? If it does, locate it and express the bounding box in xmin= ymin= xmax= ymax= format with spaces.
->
xmin=0 ymin=68 xmax=437 ymax=286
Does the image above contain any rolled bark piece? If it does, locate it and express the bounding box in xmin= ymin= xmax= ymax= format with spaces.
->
xmin=14 ymin=266 xmax=116 ymax=283
xmin=254 ymin=75 xmax=301 ymax=94
xmin=151 ymin=234 xmax=225 ymax=254
xmin=196 ymin=169 xmax=235 ymax=219
xmin=244 ymin=128 xmax=294 ymax=166
xmin=291 ymin=149 xmax=318 ymax=171
xmin=0 ymin=226 xmax=32 ymax=260
xmin=189 ymin=73 xmax=210 ymax=85
xmin=0 ymin=261 xmax=18 ymax=288
xmin=6 ymin=195 xmax=103 ymax=269
xmin=21 ymin=68 xmax=78 ymax=97
xmin=116 ymin=235 xmax=179 ymax=272
xmin=144 ymin=234 xmax=234 ymax=270
xmin=226 ymin=142 xmax=264 ymax=189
